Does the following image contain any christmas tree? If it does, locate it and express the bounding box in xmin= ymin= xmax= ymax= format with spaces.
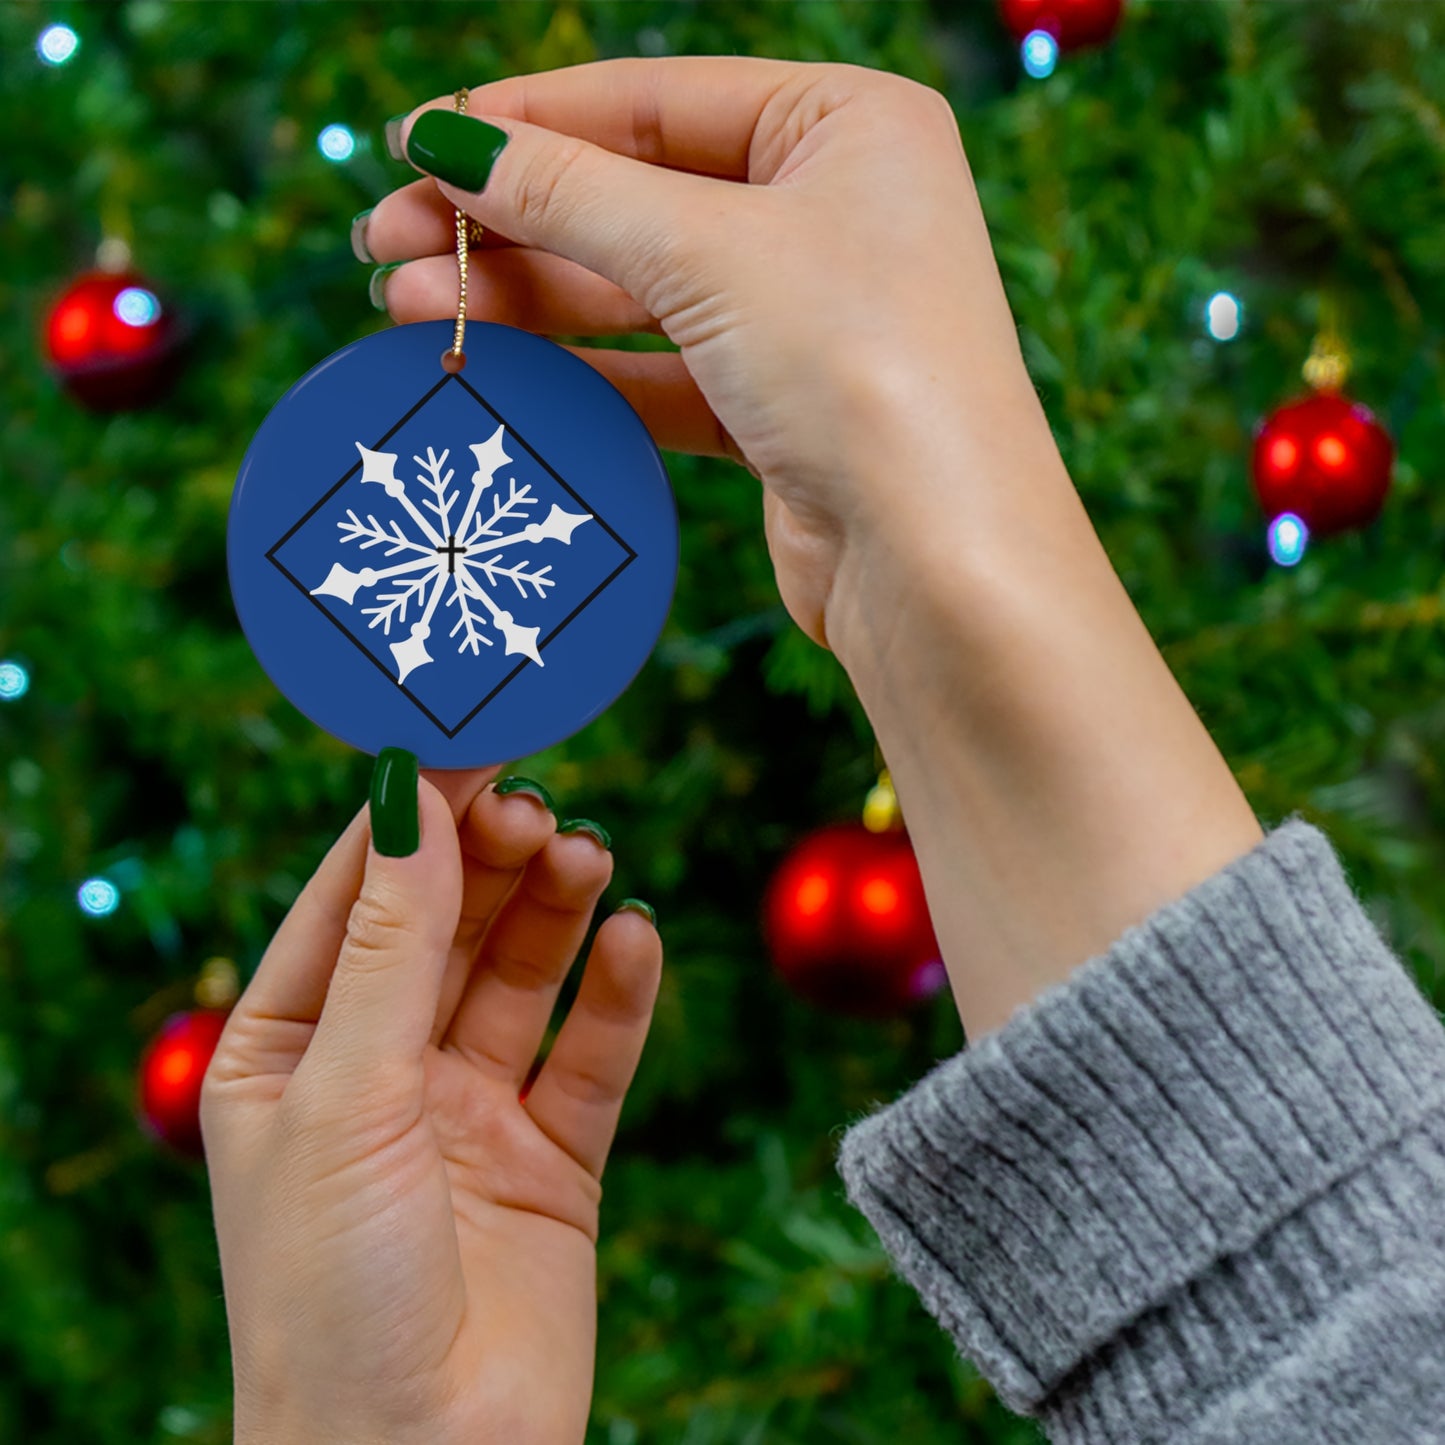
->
xmin=2 ymin=3 xmax=1443 ymax=1441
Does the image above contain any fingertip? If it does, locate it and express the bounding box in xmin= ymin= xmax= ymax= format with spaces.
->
xmin=597 ymin=904 xmax=665 ymax=983
xmin=421 ymin=764 xmax=503 ymax=824
xmin=460 ymin=775 xmax=558 ymax=870
xmin=613 ymin=897 xmax=657 ymax=929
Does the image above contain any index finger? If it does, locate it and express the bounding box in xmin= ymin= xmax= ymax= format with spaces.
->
xmin=411 ymin=55 xmax=808 ymax=181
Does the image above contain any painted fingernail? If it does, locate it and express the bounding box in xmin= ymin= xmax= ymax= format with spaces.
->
xmin=350 ymin=208 xmax=375 ymax=263
xmin=405 ymin=110 xmax=510 ymax=192
xmin=558 ymin=818 xmax=612 ymax=851
xmin=370 ymin=747 xmax=419 ymax=857
xmin=493 ymin=775 xmax=555 ymax=813
xmin=617 ymin=898 xmax=657 ymax=926
xmin=369 ymin=261 xmax=404 ymax=311
xmin=384 ymin=113 xmax=409 ymax=162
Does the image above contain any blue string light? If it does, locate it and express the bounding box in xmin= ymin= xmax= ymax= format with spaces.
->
xmin=37 ymin=24 xmax=79 ymax=66
xmin=1267 ymin=512 xmax=1309 ymax=567
xmin=78 ymin=878 xmax=121 ymax=918
xmin=114 ymin=287 xmax=162 ymax=328
xmin=318 ymin=124 xmax=357 ymax=162
xmin=1205 ymin=291 xmax=1243 ymax=342
xmin=0 ymin=660 xmax=28 ymax=701
xmin=1021 ymin=30 xmax=1059 ymax=79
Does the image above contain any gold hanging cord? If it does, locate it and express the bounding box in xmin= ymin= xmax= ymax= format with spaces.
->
xmin=442 ymin=88 xmax=484 ymax=373
xmin=1302 ymin=293 xmax=1350 ymax=393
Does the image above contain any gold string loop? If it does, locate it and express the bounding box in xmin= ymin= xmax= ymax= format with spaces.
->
xmin=441 ymin=87 xmax=479 ymax=374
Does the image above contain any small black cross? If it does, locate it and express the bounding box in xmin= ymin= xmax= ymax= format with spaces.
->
xmin=436 ymin=533 xmax=467 ymax=574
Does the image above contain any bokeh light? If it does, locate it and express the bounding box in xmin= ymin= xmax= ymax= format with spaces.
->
xmin=794 ymin=872 xmax=831 ymax=918
xmin=1205 ymin=291 xmax=1242 ymax=341
xmin=317 ymin=124 xmax=356 ymax=162
xmin=858 ymin=876 xmax=901 ymax=918
xmin=1267 ymin=512 xmax=1309 ymax=567
xmin=77 ymin=877 xmax=121 ymax=917
xmin=0 ymin=660 xmax=29 ymax=701
xmin=37 ymin=24 xmax=79 ymax=66
xmin=114 ymin=287 xmax=161 ymax=328
xmin=1021 ymin=30 xmax=1059 ymax=79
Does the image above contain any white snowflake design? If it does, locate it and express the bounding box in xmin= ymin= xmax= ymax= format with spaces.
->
xmin=308 ymin=426 xmax=593 ymax=685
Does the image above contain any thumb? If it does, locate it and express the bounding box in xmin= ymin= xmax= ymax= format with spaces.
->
xmin=304 ymin=750 xmax=463 ymax=1088
xmin=399 ymin=106 xmax=738 ymax=316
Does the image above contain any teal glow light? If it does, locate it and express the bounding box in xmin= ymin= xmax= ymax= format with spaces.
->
xmin=1022 ymin=30 xmax=1059 ymax=79
xmin=78 ymin=877 xmax=121 ymax=917
xmin=0 ymin=660 xmax=29 ymax=700
xmin=318 ymin=124 xmax=356 ymax=162
xmin=114 ymin=287 xmax=161 ymax=327
xmin=38 ymin=24 xmax=79 ymax=66
xmin=1206 ymin=291 xmax=1242 ymax=342
xmin=1268 ymin=512 xmax=1309 ymax=567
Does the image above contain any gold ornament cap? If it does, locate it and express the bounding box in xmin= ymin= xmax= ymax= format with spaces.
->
xmin=194 ymin=956 xmax=240 ymax=1010
xmin=863 ymin=768 xmax=902 ymax=833
xmin=1303 ymin=298 xmax=1350 ymax=392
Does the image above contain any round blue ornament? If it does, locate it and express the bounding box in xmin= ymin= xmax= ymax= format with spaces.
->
xmin=229 ymin=319 xmax=677 ymax=768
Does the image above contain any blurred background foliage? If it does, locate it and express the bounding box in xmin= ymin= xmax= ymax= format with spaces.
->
xmin=2 ymin=1 xmax=1444 ymax=1441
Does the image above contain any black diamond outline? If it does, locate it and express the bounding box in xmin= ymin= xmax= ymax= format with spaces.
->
xmin=265 ymin=373 xmax=638 ymax=738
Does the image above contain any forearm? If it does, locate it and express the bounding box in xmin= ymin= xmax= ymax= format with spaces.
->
xmin=826 ymin=383 xmax=1262 ymax=1040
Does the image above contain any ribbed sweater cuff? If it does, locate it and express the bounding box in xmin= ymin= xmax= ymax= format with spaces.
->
xmin=836 ymin=817 xmax=1445 ymax=1429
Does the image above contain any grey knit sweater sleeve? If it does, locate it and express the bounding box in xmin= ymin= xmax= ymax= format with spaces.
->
xmin=835 ymin=818 xmax=1445 ymax=1444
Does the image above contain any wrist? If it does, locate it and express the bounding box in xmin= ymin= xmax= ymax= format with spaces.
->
xmin=824 ymin=415 xmax=1262 ymax=1039
xmin=823 ymin=371 xmax=1078 ymax=682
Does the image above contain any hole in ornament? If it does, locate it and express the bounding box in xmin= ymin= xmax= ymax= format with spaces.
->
xmin=1316 ymin=434 xmax=1347 ymax=469
xmin=441 ymin=349 xmax=466 ymax=374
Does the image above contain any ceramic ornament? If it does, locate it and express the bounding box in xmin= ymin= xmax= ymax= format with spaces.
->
xmin=228 ymin=318 xmax=677 ymax=768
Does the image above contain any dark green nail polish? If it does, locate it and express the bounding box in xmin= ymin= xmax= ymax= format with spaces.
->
xmin=617 ymin=898 xmax=656 ymax=926
xmin=350 ymin=208 xmax=375 ymax=264
xmin=405 ymin=110 xmax=510 ymax=192
xmin=494 ymin=775 xmax=555 ymax=812
xmin=384 ymin=113 xmax=408 ymax=162
xmin=369 ymin=261 xmax=404 ymax=311
xmin=370 ymin=748 xmax=419 ymax=857
xmin=559 ymin=818 xmax=612 ymax=851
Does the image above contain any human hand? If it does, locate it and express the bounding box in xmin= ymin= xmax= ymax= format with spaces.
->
xmin=361 ymin=57 xmax=1062 ymax=662
xmin=360 ymin=59 xmax=1260 ymax=1048
xmin=202 ymin=760 xmax=662 ymax=1445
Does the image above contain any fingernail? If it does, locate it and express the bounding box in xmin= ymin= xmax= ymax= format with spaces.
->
xmin=369 ymin=261 xmax=404 ymax=311
xmin=350 ymin=208 xmax=375 ymax=264
xmin=493 ymin=775 xmax=555 ymax=813
xmin=558 ymin=818 xmax=612 ymax=851
xmin=617 ymin=898 xmax=657 ymax=927
xmin=370 ymin=747 xmax=419 ymax=857
xmin=405 ymin=110 xmax=510 ymax=192
xmin=384 ymin=113 xmax=409 ymax=162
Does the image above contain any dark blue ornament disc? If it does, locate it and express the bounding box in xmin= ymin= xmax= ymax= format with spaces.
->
xmin=229 ymin=320 xmax=677 ymax=768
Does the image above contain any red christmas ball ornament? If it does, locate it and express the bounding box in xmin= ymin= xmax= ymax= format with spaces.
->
xmin=44 ymin=269 xmax=182 ymax=410
xmin=137 ymin=1008 xmax=230 ymax=1157
xmin=763 ymin=822 xmax=945 ymax=1017
xmin=998 ymin=0 xmax=1124 ymax=50
xmin=1251 ymin=392 xmax=1394 ymax=538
